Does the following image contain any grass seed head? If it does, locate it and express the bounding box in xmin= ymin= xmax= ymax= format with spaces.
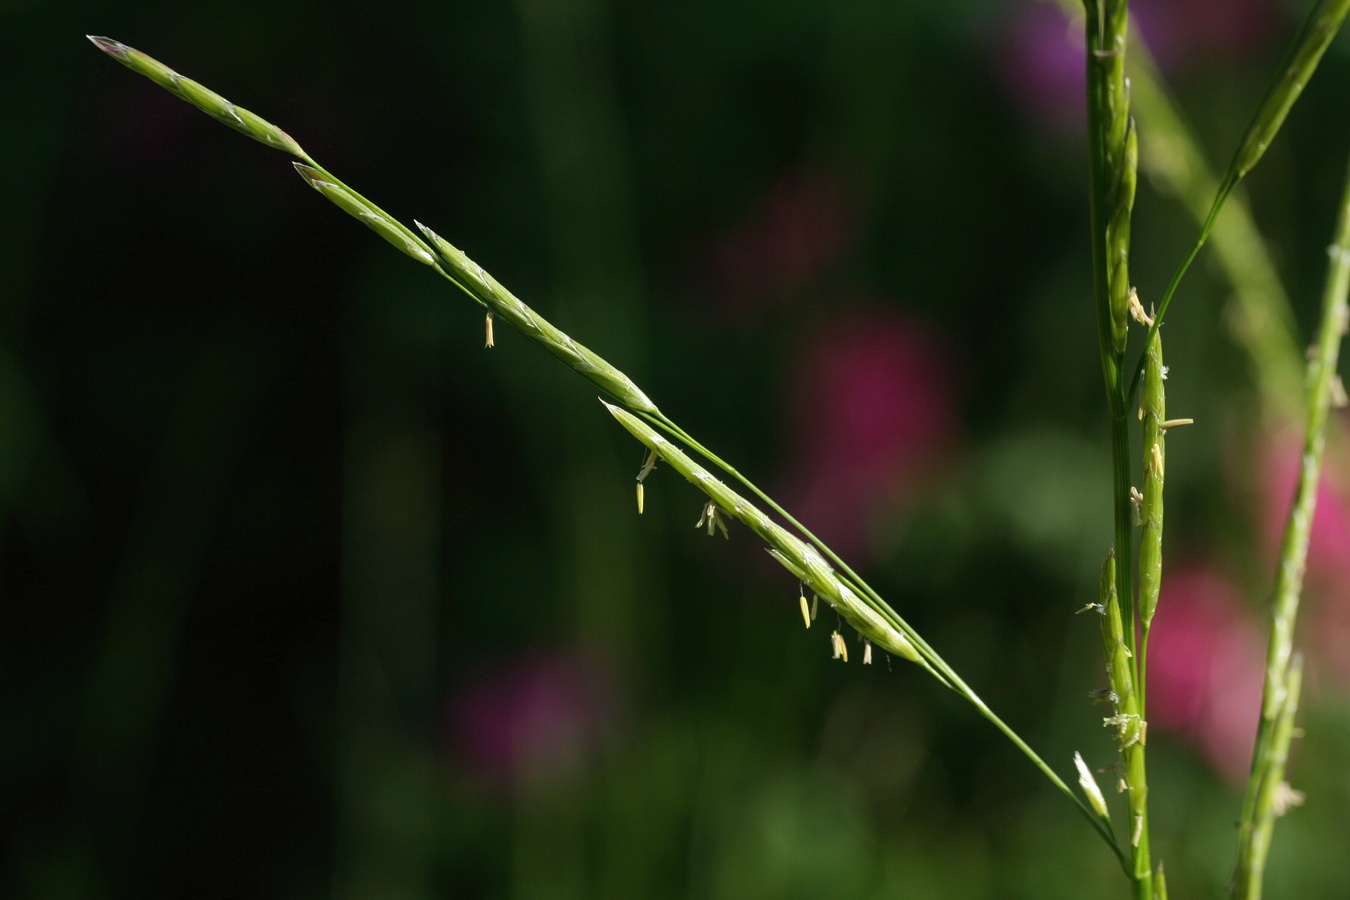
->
xmin=602 ymin=400 xmax=922 ymax=664
xmin=87 ymin=36 xmax=305 ymax=157
xmin=418 ymin=223 xmax=658 ymax=414
xmin=1232 ymin=0 xmax=1350 ymax=180
xmin=293 ymin=164 xmax=435 ymax=265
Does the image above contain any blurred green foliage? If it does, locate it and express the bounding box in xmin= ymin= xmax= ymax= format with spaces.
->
xmin=3 ymin=1 xmax=1350 ymax=897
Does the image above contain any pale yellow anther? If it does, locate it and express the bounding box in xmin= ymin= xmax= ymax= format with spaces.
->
xmin=1331 ymin=376 xmax=1348 ymax=409
xmin=1147 ymin=443 xmax=1163 ymax=477
xmin=863 ymin=638 xmax=873 ymax=666
xmin=635 ymin=448 xmax=659 ymax=515
xmin=799 ymin=589 xmax=812 ymax=629
xmin=1273 ymin=782 xmax=1306 ymax=815
xmin=831 ymin=630 xmax=848 ymax=662
xmin=1161 ymin=418 xmax=1194 ymax=430
xmin=695 ymin=501 xmax=729 ymax=538
xmin=485 ymin=312 xmax=495 ymax=348
xmin=1129 ymin=486 xmax=1143 ymax=525
xmin=1127 ymin=288 xmax=1153 ymax=326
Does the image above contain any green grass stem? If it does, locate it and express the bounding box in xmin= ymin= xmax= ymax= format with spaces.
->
xmin=1125 ymin=0 xmax=1350 ymax=405
xmin=1084 ymin=1 xmax=1152 ymax=892
xmin=1234 ymin=148 xmax=1350 ymax=899
xmin=1124 ymin=46 xmax=1304 ymax=415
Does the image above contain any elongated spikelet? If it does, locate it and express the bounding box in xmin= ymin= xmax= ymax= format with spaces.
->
xmin=87 ymin=36 xmax=305 ymax=157
xmin=293 ymin=164 xmax=436 ymax=266
xmin=1138 ymin=335 xmax=1166 ymax=628
xmin=603 ymin=400 xmax=919 ymax=663
xmin=1231 ymin=0 xmax=1350 ymax=180
xmin=1074 ymin=751 xmax=1110 ymax=820
xmin=419 ymin=223 xmax=659 ymax=415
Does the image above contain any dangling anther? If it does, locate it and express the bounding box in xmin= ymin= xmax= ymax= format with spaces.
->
xmin=635 ymin=448 xmax=659 ymax=514
xmin=830 ymin=631 xmax=848 ymax=662
xmin=485 ymin=312 xmax=495 ymax=348
xmin=695 ymin=501 xmax=729 ymax=538
xmin=1127 ymin=288 xmax=1154 ymax=326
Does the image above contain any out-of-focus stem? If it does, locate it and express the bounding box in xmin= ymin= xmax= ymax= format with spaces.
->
xmin=1235 ymin=148 xmax=1350 ymax=899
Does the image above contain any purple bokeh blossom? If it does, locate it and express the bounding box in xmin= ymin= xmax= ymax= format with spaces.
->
xmin=779 ymin=310 xmax=958 ymax=559
xmin=707 ymin=168 xmax=856 ymax=322
xmin=448 ymin=650 xmax=615 ymax=788
xmin=1147 ymin=565 xmax=1264 ymax=783
xmin=1256 ymin=419 xmax=1350 ymax=684
xmin=995 ymin=0 xmax=1280 ymax=134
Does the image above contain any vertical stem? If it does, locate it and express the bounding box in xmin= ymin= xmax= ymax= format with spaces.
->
xmin=1085 ymin=1 xmax=1151 ymax=893
xmin=1234 ymin=147 xmax=1350 ymax=899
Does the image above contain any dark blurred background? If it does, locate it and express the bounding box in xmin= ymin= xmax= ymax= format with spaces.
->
xmin=4 ymin=1 xmax=1350 ymax=897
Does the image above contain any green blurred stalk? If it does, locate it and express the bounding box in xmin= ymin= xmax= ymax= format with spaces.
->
xmin=1125 ymin=54 xmax=1303 ymax=416
xmin=1048 ymin=0 xmax=1312 ymax=415
xmin=334 ymin=350 xmax=443 ymax=899
xmin=1127 ymin=0 xmax=1350 ymax=402
xmin=1234 ymin=148 xmax=1350 ymax=900
xmin=511 ymin=0 xmax=655 ymax=893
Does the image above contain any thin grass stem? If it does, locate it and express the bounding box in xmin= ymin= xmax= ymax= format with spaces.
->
xmin=1234 ymin=148 xmax=1350 ymax=899
xmin=1083 ymin=1 xmax=1152 ymax=893
xmin=1125 ymin=0 xmax=1350 ymax=406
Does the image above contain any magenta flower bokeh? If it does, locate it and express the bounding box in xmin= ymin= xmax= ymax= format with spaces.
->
xmin=996 ymin=0 xmax=1280 ymax=134
xmin=1255 ymin=418 xmax=1350 ymax=684
xmin=1147 ymin=565 xmax=1265 ymax=783
xmin=707 ymin=168 xmax=856 ymax=322
xmin=779 ymin=309 xmax=959 ymax=560
xmin=447 ymin=650 xmax=615 ymax=788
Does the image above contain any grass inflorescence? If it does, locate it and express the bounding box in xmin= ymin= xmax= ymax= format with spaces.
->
xmin=88 ymin=14 xmax=1350 ymax=894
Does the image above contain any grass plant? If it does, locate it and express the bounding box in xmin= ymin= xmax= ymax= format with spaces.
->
xmin=87 ymin=6 xmax=1350 ymax=892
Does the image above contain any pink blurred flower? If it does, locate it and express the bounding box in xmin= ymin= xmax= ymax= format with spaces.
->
xmin=1257 ymin=421 xmax=1350 ymax=584
xmin=1148 ymin=565 xmax=1265 ymax=783
xmin=995 ymin=0 xmax=1279 ymax=133
xmin=708 ymin=169 xmax=855 ymax=321
xmin=997 ymin=3 xmax=1085 ymax=134
xmin=780 ymin=309 xmax=958 ymax=559
xmin=448 ymin=650 xmax=614 ymax=787
xmin=1136 ymin=0 xmax=1278 ymax=66
xmin=1255 ymin=416 xmax=1350 ymax=683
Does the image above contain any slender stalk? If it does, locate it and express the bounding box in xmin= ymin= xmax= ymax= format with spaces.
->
xmin=1097 ymin=552 xmax=1150 ymax=885
xmin=1126 ymin=0 xmax=1350 ymax=405
xmin=1234 ymin=656 xmax=1304 ymax=900
xmin=639 ymin=411 xmax=1130 ymax=867
xmin=1083 ymin=0 xmax=1151 ymax=893
xmin=1123 ymin=43 xmax=1303 ymax=416
xmin=1234 ymin=148 xmax=1350 ymax=899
